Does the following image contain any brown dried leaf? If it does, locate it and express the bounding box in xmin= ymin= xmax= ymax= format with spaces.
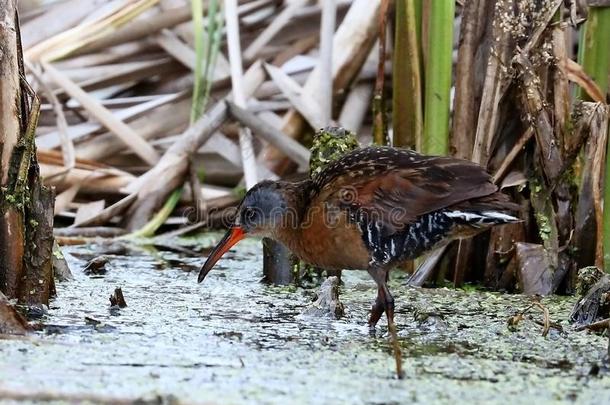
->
xmin=561 ymin=57 xmax=606 ymax=103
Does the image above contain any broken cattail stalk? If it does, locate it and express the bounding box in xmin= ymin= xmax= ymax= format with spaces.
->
xmin=123 ymin=61 xmax=265 ymax=231
xmin=26 ymin=0 xmax=161 ymax=62
xmin=264 ymin=63 xmax=325 ymax=130
xmin=451 ymin=0 xmax=489 ymax=159
xmin=338 ymin=82 xmax=373 ymax=133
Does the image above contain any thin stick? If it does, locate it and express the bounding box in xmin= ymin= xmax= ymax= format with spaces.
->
xmin=25 ymin=61 xmax=75 ymax=172
xmin=491 ymin=128 xmax=534 ymax=184
xmin=225 ymin=0 xmax=258 ymax=189
xmin=508 ymin=300 xmax=551 ymax=337
xmin=372 ymin=0 xmax=390 ymax=145
xmin=318 ymin=0 xmax=336 ymax=125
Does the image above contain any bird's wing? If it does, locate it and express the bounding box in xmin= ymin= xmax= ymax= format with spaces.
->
xmin=312 ymin=147 xmax=498 ymax=235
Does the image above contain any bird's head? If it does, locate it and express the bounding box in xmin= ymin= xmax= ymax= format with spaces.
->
xmin=197 ymin=180 xmax=296 ymax=282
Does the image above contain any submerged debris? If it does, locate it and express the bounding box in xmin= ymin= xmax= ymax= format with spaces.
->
xmin=109 ymin=288 xmax=127 ymax=309
xmin=575 ymin=267 xmax=605 ymax=296
xmin=301 ymin=276 xmax=344 ymax=319
xmin=570 ymin=268 xmax=610 ymax=326
xmin=52 ymin=242 xmax=73 ymax=282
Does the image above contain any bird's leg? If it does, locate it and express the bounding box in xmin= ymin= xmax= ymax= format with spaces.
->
xmin=379 ymin=281 xmax=403 ymax=379
xmin=368 ymin=270 xmax=390 ymax=329
xmin=367 ymin=267 xmax=403 ymax=379
xmin=368 ymin=287 xmax=385 ymax=330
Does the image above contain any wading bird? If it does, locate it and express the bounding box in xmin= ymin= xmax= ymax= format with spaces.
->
xmin=198 ymin=145 xmax=519 ymax=376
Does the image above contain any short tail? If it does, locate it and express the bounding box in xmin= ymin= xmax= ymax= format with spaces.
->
xmin=444 ymin=209 xmax=520 ymax=227
xmin=443 ymin=191 xmax=521 ymax=228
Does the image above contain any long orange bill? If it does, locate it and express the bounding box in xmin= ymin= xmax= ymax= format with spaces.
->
xmin=197 ymin=226 xmax=246 ymax=283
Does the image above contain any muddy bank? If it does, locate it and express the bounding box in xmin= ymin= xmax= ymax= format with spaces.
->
xmin=0 ymin=236 xmax=608 ymax=404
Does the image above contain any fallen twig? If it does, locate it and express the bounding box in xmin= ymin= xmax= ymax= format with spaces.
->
xmin=507 ymin=300 xmax=552 ymax=337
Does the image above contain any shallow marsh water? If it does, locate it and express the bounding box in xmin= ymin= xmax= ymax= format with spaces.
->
xmin=0 ymin=236 xmax=609 ymax=404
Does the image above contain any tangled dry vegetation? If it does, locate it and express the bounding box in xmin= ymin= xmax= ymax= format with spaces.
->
xmin=15 ymin=0 xmax=610 ymax=297
xmin=23 ymin=0 xmax=378 ymax=234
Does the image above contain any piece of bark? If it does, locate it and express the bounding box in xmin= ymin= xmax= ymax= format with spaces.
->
xmin=2 ymin=6 xmax=56 ymax=306
xmin=515 ymin=54 xmax=564 ymax=184
xmin=0 ymin=1 xmax=24 ymax=299
xmin=471 ymin=0 xmax=514 ymax=165
xmin=0 ymin=292 xmax=29 ymax=335
xmin=20 ymin=182 xmax=55 ymax=305
xmin=515 ymin=242 xmax=554 ymax=296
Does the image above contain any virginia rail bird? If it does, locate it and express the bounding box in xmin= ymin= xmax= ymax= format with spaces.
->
xmin=198 ymin=146 xmax=519 ymax=372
